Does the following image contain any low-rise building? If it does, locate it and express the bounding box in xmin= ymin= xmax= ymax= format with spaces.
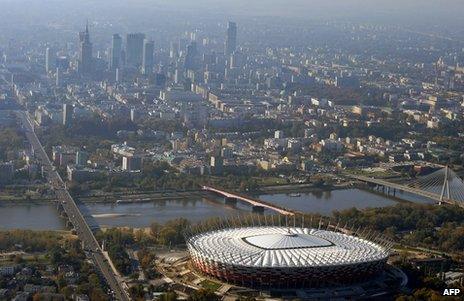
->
xmin=0 ymin=162 xmax=14 ymax=184
xmin=0 ymin=265 xmax=17 ymax=276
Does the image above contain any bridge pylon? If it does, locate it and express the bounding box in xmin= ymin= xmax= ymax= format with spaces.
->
xmin=346 ymin=165 xmax=464 ymax=207
xmin=439 ymin=165 xmax=451 ymax=205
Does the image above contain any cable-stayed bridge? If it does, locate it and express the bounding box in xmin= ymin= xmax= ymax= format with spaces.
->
xmin=347 ymin=166 xmax=464 ymax=207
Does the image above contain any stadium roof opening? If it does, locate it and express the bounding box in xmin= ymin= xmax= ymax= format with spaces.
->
xmin=243 ymin=230 xmax=333 ymax=250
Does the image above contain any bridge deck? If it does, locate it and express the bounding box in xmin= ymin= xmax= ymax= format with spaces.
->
xmin=348 ymin=174 xmax=462 ymax=207
xmin=18 ymin=111 xmax=130 ymax=301
xmin=202 ymin=186 xmax=294 ymax=215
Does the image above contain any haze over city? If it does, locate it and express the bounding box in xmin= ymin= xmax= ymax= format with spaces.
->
xmin=0 ymin=0 xmax=464 ymax=300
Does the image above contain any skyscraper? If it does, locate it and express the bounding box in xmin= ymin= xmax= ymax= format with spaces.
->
xmin=115 ymin=68 xmax=121 ymax=83
xmin=170 ymin=42 xmax=179 ymax=59
xmin=110 ymin=34 xmax=122 ymax=70
xmin=210 ymin=155 xmax=224 ymax=175
xmin=62 ymin=104 xmax=73 ymax=126
xmin=225 ymin=21 xmax=237 ymax=56
xmin=55 ymin=68 xmax=61 ymax=87
xmin=45 ymin=47 xmax=55 ymax=74
xmin=76 ymin=151 xmax=88 ymax=166
xmin=130 ymin=108 xmax=138 ymax=122
xmin=126 ymin=33 xmax=145 ymax=68
xmin=77 ymin=22 xmax=93 ymax=75
xmin=184 ymin=41 xmax=197 ymax=71
xmin=142 ymin=39 xmax=154 ymax=75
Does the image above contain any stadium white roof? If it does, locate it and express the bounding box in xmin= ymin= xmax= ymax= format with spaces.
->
xmin=244 ymin=232 xmax=333 ymax=249
xmin=188 ymin=226 xmax=388 ymax=268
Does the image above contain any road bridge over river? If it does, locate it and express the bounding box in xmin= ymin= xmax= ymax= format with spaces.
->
xmin=346 ymin=167 xmax=464 ymax=208
xmin=18 ymin=111 xmax=130 ymax=301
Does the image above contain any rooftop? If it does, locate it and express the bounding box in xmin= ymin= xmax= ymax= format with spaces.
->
xmin=243 ymin=231 xmax=333 ymax=250
xmin=188 ymin=226 xmax=389 ymax=268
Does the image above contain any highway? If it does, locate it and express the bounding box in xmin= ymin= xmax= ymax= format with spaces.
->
xmin=17 ymin=111 xmax=130 ymax=301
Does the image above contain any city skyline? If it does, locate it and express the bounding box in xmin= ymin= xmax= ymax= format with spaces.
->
xmin=0 ymin=2 xmax=464 ymax=300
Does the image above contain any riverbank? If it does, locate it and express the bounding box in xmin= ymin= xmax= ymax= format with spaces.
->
xmin=255 ymin=182 xmax=353 ymax=194
xmin=0 ymin=194 xmax=55 ymax=203
xmin=74 ymin=181 xmax=351 ymax=204
xmin=0 ymin=198 xmax=56 ymax=204
xmin=78 ymin=191 xmax=206 ymax=204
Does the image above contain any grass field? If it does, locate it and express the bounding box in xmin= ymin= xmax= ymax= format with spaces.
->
xmin=254 ymin=176 xmax=289 ymax=186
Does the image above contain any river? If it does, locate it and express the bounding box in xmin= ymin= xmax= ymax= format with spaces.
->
xmin=0 ymin=202 xmax=66 ymax=230
xmin=258 ymin=188 xmax=434 ymax=215
xmin=0 ymin=188 xmax=434 ymax=230
xmin=79 ymin=198 xmax=246 ymax=229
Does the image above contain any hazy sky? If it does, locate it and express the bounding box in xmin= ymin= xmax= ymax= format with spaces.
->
xmin=74 ymin=0 xmax=464 ymax=17
xmin=1 ymin=0 xmax=463 ymax=29
xmin=2 ymin=0 xmax=464 ymax=15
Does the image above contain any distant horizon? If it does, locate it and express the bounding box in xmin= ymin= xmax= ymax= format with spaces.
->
xmin=0 ymin=0 xmax=463 ymax=24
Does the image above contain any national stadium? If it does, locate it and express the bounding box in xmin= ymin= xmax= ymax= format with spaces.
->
xmin=186 ymin=220 xmax=391 ymax=289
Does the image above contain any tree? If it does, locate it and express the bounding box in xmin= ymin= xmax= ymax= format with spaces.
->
xmin=160 ymin=291 xmax=178 ymax=301
xmin=32 ymin=294 xmax=42 ymax=301
xmin=0 ymin=127 xmax=24 ymax=160
xmin=13 ymin=254 xmax=24 ymax=264
xmin=158 ymin=227 xmax=178 ymax=246
xmin=32 ymin=293 xmax=65 ymax=301
xmin=60 ymin=286 xmax=75 ymax=299
xmin=107 ymin=244 xmax=132 ymax=275
xmin=134 ymin=229 xmax=145 ymax=243
xmin=49 ymin=246 xmax=65 ymax=265
xmin=90 ymin=288 xmax=110 ymax=301
xmin=0 ymin=276 xmax=6 ymax=288
xmin=332 ymin=203 xmax=464 ymax=254
xmin=150 ymin=222 xmax=162 ymax=237
xmin=151 ymin=218 xmax=191 ymax=246
xmin=88 ymin=273 xmax=101 ymax=288
xmin=187 ymin=289 xmax=220 ymax=301
xmin=56 ymin=273 xmax=67 ymax=290
xmin=129 ymin=284 xmax=145 ymax=300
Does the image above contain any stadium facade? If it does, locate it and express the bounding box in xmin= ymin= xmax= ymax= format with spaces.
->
xmin=187 ymin=223 xmax=390 ymax=288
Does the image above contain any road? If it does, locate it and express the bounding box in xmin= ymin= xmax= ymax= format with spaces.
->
xmin=17 ymin=111 xmax=130 ymax=301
